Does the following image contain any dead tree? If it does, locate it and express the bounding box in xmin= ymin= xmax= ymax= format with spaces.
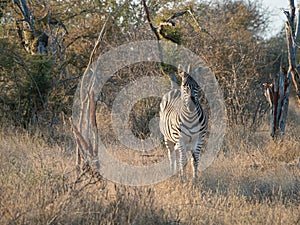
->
xmin=262 ymin=67 xmax=289 ymax=139
xmin=69 ymin=16 xmax=110 ymax=182
xmin=263 ymin=0 xmax=300 ymax=140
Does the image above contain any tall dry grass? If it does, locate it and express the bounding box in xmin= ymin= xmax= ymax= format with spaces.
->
xmin=0 ymin=99 xmax=299 ymax=224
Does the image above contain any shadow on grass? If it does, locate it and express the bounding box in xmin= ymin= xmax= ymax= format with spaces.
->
xmin=199 ymin=167 xmax=300 ymax=204
xmin=30 ymin=184 xmax=184 ymax=225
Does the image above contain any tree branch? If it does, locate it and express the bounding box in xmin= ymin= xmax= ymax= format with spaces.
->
xmin=289 ymin=0 xmax=296 ymax=36
xmin=142 ymin=0 xmax=160 ymax=41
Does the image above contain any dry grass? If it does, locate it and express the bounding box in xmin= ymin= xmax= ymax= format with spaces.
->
xmin=0 ymin=101 xmax=299 ymax=225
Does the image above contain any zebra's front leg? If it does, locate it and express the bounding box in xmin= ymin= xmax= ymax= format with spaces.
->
xmin=165 ymin=140 xmax=176 ymax=174
xmin=191 ymin=136 xmax=205 ymax=183
xmin=175 ymin=139 xmax=187 ymax=182
xmin=191 ymin=152 xmax=199 ymax=184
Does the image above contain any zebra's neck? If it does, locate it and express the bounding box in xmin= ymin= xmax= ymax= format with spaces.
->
xmin=182 ymin=94 xmax=200 ymax=112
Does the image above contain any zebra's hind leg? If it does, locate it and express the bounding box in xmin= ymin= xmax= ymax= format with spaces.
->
xmin=191 ymin=137 xmax=205 ymax=184
xmin=165 ymin=140 xmax=176 ymax=174
xmin=175 ymin=140 xmax=187 ymax=182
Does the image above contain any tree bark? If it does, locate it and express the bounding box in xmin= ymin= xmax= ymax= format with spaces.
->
xmin=263 ymin=0 xmax=299 ymax=140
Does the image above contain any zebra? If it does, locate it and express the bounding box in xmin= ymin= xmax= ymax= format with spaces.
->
xmin=159 ymin=66 xmax=207 ymax=182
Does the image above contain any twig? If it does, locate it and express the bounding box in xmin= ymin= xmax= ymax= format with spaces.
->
xmin=186 ymin=10 xmax=215 ymax=40
xmin=142 ymin=0 xmax=164 ymax=72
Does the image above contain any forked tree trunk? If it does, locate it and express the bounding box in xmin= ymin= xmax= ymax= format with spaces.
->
xmin=263 ymin=0 xmax=300 ymax=140
xmin=69 ymin=16 xmax=110 ymax=180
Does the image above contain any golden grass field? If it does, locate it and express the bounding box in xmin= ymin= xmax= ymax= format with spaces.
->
xmin=1 ymin=99 xmax=299 ymax=225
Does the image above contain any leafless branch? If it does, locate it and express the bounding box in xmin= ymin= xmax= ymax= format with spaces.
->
xmin=88 ymin=15 xmax=111 ymax=69
xmin=142 ymin=0 xmax=160 ymax=41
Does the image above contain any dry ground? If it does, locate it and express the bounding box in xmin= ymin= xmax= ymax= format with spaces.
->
xmin=1 ymin=100 xmax=299 ymax=225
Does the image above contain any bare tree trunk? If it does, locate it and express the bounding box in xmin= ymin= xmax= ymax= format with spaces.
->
xmin=287 ymin=0 xmax=300 ymax=105
xmin=263 ymin=0 xmax=299 ymax=140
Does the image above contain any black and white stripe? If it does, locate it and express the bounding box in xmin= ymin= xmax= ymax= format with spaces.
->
xmin=159 ymin=68 xmax=207 ymax=182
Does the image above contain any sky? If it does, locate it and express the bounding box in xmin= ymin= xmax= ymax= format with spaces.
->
xmin=262 ymin=0 xmax=296 ymax=37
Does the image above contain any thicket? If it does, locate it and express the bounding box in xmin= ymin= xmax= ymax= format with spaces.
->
xmin=0 ymin=0 xmax=285 ymax=135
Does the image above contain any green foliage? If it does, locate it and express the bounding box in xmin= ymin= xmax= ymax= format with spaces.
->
xmin=0 ymin=0 xmax=9 ymax=19
xmin=160 ymin=25 xmax=182 ymax=44
xmin=23 ymin=55 xmax=52 ymax=102
xmin=0 ymin=39 xmax=53 ymax=126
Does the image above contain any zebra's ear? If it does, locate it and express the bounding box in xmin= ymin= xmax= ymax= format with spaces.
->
xmin=178 ymin=64 xmax=191 ymax=75
xmin=178 ymin=64 xmax=184 ymax=78
xmin=187 ymin=64 xmax=191 ymax=74
xmin=178 ymin=64 xmax=189 ymax=78
xmin=178 ymin=64 xmax=184 ymax=74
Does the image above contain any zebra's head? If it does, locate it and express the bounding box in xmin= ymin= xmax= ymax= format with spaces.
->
xmin=178 ymin=67 xmax=200 ymax=109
